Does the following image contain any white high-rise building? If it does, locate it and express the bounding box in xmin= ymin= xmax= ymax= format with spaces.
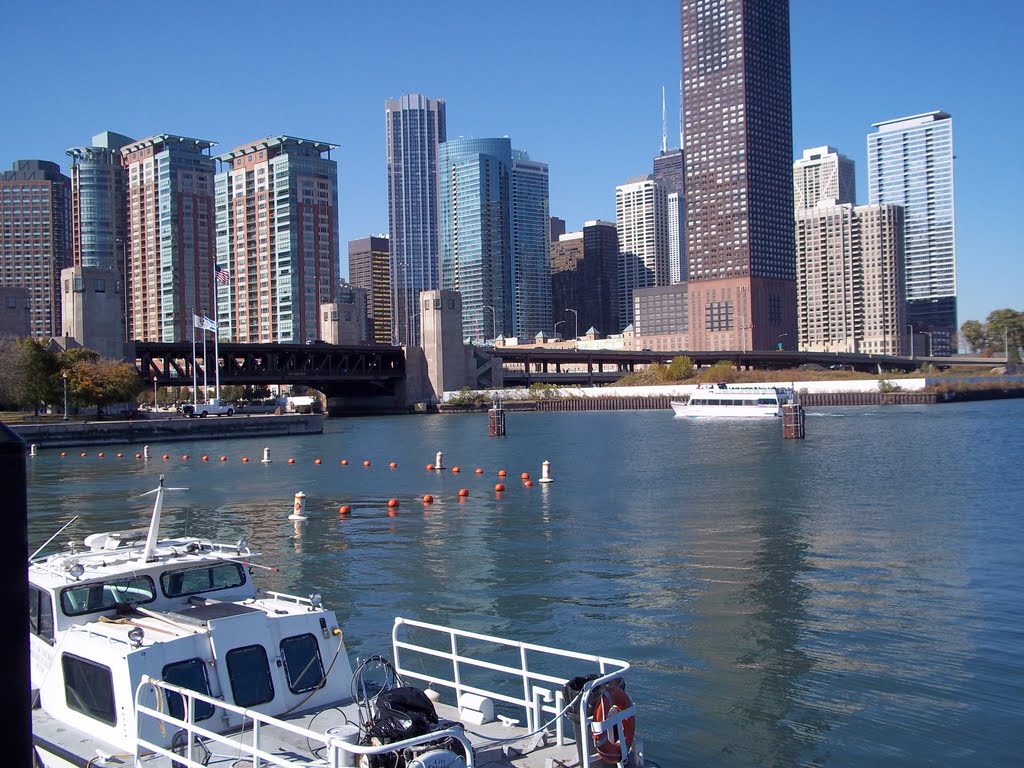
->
xmin=615 ymin=175 xmax=668 ymax=327
xmin=667 ymin=192 xmax=682 ymax=283
xmin=868 ymin=111 xmax=956 ymax=354
xmin=794 ymin=146 xmax=855 ymax=210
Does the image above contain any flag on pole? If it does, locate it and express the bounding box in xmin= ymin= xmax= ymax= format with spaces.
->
xmin=215 ymin=265 xmax=230 ymax=285
xmin=193 ymin=313 xmax=205 ymax=329
xmin=202 ymin=315 xmax=217 ymax=333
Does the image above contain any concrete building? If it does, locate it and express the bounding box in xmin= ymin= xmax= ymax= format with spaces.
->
xmin=653 ymin=148 xmax=685 ymax=283
xmin=60 ymin=266 xmax=125 ymax=359
xmin=681 ymin=0 xmax=797 ymax=351
xmin=796 ymin=202 xmax=906 ymax=355
xmin=419 ymin=289 xmax=466 ymax=402
xmin=215 ymin=136 xmax=339 ymax=343
xmin=616 ymin=175 xmax=669 ymax=328
xmin=438 ymin=137 xmax=513 ymax=345
xmin=120 ymin=135 xmax=216 ymax=342
xmin=550 ymin=220 xmax=620 ymax=338
xmin=0 ymin=286 xmax=30 ymax=338
xmin=667 ymin=192 xmax=682 ymax=284
xmin=868 ymin=111 xmax=956 ymax=354
xmin=794 ymin=146 xmax=855 ymax=210
xmin=386 ymin=94 xmax=446 ymax=347
xmin=0 ymin=160 xmax=71 ymax=338
xmin=510 ymin=150 xmax=551 ymax=341
xmin=549 ymin=216 xmax=566 ymax=242
xmin=633 ymin=284 xmax=689 ymax=352
xmin=348 ymin=235 xmax=391 ymax=345
xmin=319 ymin=284 xmax=368 ymax=345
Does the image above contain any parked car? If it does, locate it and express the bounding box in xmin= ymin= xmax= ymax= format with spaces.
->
xmin=179 ymin=399 xmax=235 ymax=418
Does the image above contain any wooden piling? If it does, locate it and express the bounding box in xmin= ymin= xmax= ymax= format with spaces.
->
xmin=782 ymin=403 xmax=805 ymax=439
xmin=488 ymin=404 xmax=506 ymax=436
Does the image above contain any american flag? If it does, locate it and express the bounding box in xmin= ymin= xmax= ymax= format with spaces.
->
xmin=215 ymin=265 xmax=230 ymax=285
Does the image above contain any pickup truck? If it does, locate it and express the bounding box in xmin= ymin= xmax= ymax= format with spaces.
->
xmin=180 ymin=399 xmax=235 ymax=418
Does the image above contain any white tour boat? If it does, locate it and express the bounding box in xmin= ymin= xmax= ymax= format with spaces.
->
xmin=671 ymin=383 xmax=794 ymax=418
xmin=29 ymin=476 xmax=645 ymax=768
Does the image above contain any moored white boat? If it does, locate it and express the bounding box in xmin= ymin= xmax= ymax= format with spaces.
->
xmin=671 ymin=383 xmax=794 ymax=418
xmin=29 ymin=476 xmax=646 ymax=768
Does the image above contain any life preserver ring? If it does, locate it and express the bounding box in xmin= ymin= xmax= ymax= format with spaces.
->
xmin=591 ymin=685 xmax=636 ymax=762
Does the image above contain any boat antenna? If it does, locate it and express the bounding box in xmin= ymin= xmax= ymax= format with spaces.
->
xmin=140 ymin=474 xmax=188 ymax=563
xmin=29 ymin=515 xmax=80 ymax=562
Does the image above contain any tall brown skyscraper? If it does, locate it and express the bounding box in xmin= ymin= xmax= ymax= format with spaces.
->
xmin=681 ymin=0 xmax=797 ymax=351
xmin=348 ymin=235 xmax=391 ymax=345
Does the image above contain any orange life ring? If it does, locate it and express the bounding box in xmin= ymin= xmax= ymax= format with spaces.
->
xmin=591 ymin=684 xmax=636 ymax=762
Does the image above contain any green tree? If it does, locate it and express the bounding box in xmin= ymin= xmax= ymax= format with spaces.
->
xmin=986 ymin=309 xmax=1024 ymax=362
xmin=2 ymin=338 xmax=61 ymax=414
xmin=667 ymin=355 xmax=695 ymax=381
xmin=959 ymin=320 xmax=987 ymax=354
xmin=695 ymin=360 xmax=738 ymax=384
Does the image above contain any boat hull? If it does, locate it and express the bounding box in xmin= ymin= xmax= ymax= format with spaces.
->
xmin=671 ymin=401 xmax=781 ymax=418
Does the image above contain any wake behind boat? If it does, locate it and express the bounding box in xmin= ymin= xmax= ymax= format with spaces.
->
xmin=671 ymin=383 xmax=794 ymax=418
xmin=29 ymin=476 xmax=646 ymax=768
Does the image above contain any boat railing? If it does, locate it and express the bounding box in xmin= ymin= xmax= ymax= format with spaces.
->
xmin=134 ymin=675 xmax=477 ymax=767
xmin=262 ymin=589 xmax=317 ymax=608
xmin=391 ymin=617 xmax=631 ymax=766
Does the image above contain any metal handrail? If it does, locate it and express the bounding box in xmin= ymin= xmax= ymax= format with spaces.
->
xmin=134 ymin=676 xmax=476 ymax=768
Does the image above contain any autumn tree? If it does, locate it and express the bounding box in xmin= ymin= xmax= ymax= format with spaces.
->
xmin=0 ymin=338 xmax=60 ymax=413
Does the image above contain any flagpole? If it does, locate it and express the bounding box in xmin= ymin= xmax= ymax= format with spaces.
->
xmin=202 ymin=312 xmax=209 ymax=402
xmin=191 ymin=307 xmax=198 ymax=407
xmin=214 ymin=316 xmax=220 ymax=401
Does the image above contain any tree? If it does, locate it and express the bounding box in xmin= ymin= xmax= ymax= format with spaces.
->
xmin=986 ymin=309 xmax=1024 ymax=362
xmin=3 ymin=339 xmax=60 ymax=414
xmin=959 ymin=320 xmax=987 ymax=354
xmin=695 ymin=360 xmax=738 ymax=384
xmin=667 ymin=355 xmax=695 ymax=381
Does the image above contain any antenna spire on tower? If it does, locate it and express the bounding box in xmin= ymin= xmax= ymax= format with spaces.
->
xmin=661 ymin=86 xmax=667 ymax=153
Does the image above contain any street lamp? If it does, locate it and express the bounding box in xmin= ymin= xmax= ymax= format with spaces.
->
xmin=482 ymin=305 xmax=497 ymax=343
xmin=153 ymin=376 xmax=158 ymax=410
xmin=62 ymin=372 xmax=68 ymax=422
xmin=554 ymin=320 xmax=565 ymax=340
xmin=777 ymin=333 xmax=788 ymax=351
xmin=565 ymin=308 xmax=578 ymax=344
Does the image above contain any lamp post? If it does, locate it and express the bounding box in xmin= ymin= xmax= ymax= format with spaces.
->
xmin=908 ymin=324 xmax=915 ymax=359
xmin=62 ymin=372 xmax=68 ymax=422
xmin=153 ymin=376 xmax=158 ymax=410
xmin=565 ymin=308 xmax=578 ymax=345
xmin=777 ymin=332 xmax=788 ymax=351
xmin=554 ymin=320 xmax=565 ymax=341
xmin=482 ymin=305 xmax=497 ymax=344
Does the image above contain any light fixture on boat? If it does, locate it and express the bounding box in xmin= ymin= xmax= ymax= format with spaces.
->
xmin=128 ymin=627 xmax=145 ymax=648
xmin=309 ymin=592 xmax=323 ymax=610
xmin=65 ymin=561 xmax=84 ymax=580
xmin=236 ymin=537 xmax=248 ymax=554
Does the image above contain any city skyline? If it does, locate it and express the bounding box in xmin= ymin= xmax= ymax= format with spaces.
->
xmin=2 ymin=0 xmax=1020 ymax=329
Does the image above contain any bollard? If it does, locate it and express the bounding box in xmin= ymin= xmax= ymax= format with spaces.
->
xmin=143 ymin=445 xmax=151 ymax=460
xmin=435 ymin=451 xmax=444 ymax=470
xmin=261 ymin=447 xmax=272 ymax=464
xmin=538 ymin=460 xmax=554 ymax=483
xmin=29 ymin=444 xmax=38 ymax=457
xmin=289 ymin=491 xmax=308 ymax=521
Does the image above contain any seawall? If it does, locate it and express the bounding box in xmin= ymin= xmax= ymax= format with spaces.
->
xmin=11 ymin=414 xmax=324 ymax=448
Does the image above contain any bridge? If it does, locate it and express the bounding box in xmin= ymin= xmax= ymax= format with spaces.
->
xmin=132 ymin=341 xmax=406 ymax=414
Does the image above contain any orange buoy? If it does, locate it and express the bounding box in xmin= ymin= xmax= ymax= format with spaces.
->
xmin=60 ymin=451 xmax=66 ymax=457
xmin=521 ymin=472 xmax=530 ymax=480
xmin=202 ymin=455 xmax=209 ymax=461
xmin=220 ymin=456 xmax=227 ymax=462
xmin=288 ymin=458 xmax=296 ymax=464
xmin=389 ymin=461 xmax=397 ymax=469
xmin=80 ymin=452 xmax=87 ymax=457
xmin=426 ymin=463 xmax=434 ymax=471
xmin=452 ymin=466 xmax=461 ymax=473
xmin=162 ymin=454 xmax=170 ymax=460
xmin=458 ymin=488 xmax=469 ymax=497
xmin=525 ymin=480 xmax=533 ymax=487
xmin=387 ymin=498 xmax=399 ymax=508
xmin=339 ymin=505 xmax=351 ymax=515
xmin=116 ymin=453 xmax=123 ymax=458
xmin=592 ymin=686 xmax=637 ymax=762
xmin=314 ymin=458 xmax=322 ymax=465
xmin=134 ymin=453 xmax=141 ymax=459
xmin=97 ymin=452 xmax=104 ymax=458
xmin=363 ymin=460 xmax=371 ymax=467
xmin=422 ymin=494 xmax=434 ymax=504
xmin=242 ymin=457 xmax=249 ymax=463
xmin=181 ymin=454 xmax=189 ymax=460
xmin=495 ymin=483 xmax=505 ymax=492
xmin=475 ymin=468 xmax=484 ymax=474
xmin=341 ymin=459 xmax=349 ymax=465
xmin=497 ymin=469 xmax=507 ymax=477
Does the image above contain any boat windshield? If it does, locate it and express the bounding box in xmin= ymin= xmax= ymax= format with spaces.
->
xmin=60 ymin=576 xmax=157 ymax=616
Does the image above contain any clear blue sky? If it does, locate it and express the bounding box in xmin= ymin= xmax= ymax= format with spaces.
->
xmin=3 ymin=0 xmax=1020 ymax=326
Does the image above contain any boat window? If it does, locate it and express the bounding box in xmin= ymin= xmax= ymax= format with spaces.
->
xmin=280 ymin=633 xmax=326 ymax=694
xmin=60 ymin=576 xmax=156 ymax=616
xmin=162 ymin=658 xmax=215 ymax=722
xmin=161 ymin=563 xmax=246 ymax=598
xmin=758 ymin=398 xmax=775 ymax=405
xmin=29 ymin=585 xmax=54 ymax=645
xmin=62 ymin=653 xmax=116 ymax=726
xmin=226 ymin=644 xmax=275 ymax=707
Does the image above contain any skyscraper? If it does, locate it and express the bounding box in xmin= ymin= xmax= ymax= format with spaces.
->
xmin=616 ymin=175 xmax=669 ymax=328
xmin=121 ymin=135 xmax=216 ymax=343
xmin=348 ymin=235 xmax=392 ymax=345
xmin=386 ymin=94 xmax=446 ymax=347
xmin=215 ymin=136 xmax=339 ymax=343
xmin=653 ymin=148 xmax=685 ymax=282
xmin=437 ymin=137 xmax=513 ymax=344
xmin=681 ymin=0 xmax=797 ymax=351
xmin=793 ymin=146 xmax=855 ymax=210
xmin=550 ymin=220 xmax=620 ymax=338
xmin=868 ymin=111 xmax=956 ymax=354
xmin=510 ymin=150 xmax=552 ymax=340
xmin=0 ymin=160 xmax=71 ymax=338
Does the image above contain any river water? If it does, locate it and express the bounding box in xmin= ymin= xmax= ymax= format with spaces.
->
xmin=25 ymin=401 xmax=1024 ymax=767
